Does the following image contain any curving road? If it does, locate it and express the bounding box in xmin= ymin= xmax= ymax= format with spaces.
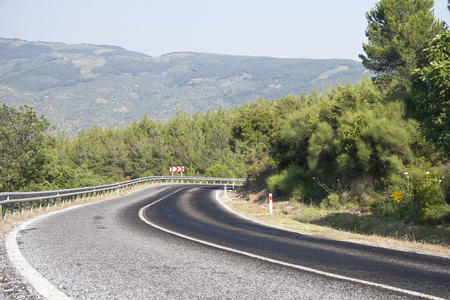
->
xmin=7 ymin=184 xmax=450 ymax=299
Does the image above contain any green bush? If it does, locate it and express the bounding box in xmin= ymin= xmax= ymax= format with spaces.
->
xmin=267 ymin=165 xmax=326 ymax=203
xmin=204 ymin=164 xmax=235 ymax=178
xmin=372 ymin=160 xmax=449 ymax=225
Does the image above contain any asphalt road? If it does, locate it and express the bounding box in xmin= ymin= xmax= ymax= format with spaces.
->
xmin=7 ymin=184 xmax=450 ymax=299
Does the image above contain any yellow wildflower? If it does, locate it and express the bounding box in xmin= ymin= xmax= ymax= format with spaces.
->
xmin=390 ymin=191 xmax=402 ymax=203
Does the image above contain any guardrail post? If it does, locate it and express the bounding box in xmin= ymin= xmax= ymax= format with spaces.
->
xmin=46 ymin=198 xmax=50 ymax=209
xmin=2 ymin=202 xmax=6 ymax=219
xmin=38 ymin=200 xmax=41 ymax=211
xmin=20 ymin=202 xmax=23 ymax=214
xmin=10 ymin=203 xmax=14 ymax=216
xmin=29 ymin=201 xmax=33 ymax=212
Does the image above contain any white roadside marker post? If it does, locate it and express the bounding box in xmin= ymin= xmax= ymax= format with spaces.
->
xmin=224 ymin=184 xmax=227 ymax=197
xmin=232 ymin=178 xmax=235 ymax=190
xmin=269 ymin=193 xmax=273 ymax=214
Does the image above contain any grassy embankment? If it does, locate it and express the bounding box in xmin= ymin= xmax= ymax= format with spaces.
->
xmin=223 ymin=189 xmax=450 ymax=257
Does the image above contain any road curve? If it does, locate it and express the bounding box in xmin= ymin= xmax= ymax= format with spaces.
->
xmin=7 ymin=184 xmax=450 ymax=299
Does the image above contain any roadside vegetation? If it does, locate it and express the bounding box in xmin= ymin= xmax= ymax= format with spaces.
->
xmin=1 ymin=0 xmax=449 ymax=246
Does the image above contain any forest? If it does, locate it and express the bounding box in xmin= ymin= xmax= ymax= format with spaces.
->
xmin=1 ymin=0 xmax=449 ymax=227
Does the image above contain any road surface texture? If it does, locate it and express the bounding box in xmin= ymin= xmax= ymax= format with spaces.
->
xmin=6 ymin=184 xmax=450 ymax=299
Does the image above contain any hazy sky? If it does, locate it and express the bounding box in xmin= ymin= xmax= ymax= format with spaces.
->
xmin=0 ymin=0 xmax=448 ymax=60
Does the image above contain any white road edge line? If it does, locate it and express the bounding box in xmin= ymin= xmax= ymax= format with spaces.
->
xmin=4 ymin=186 xmax=151 ymax=300
xmin=138 ymin=188 xmax=445 ymax=300
xmin=6 ymin=214 xmax=71 ymax=300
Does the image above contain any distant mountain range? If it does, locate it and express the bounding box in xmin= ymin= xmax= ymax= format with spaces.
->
xmin=0 ymin=38 xmax=368 ymax=135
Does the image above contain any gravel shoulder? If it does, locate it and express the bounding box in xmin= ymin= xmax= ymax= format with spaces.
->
xmin=1 ymin=236 xmax=43 ymax=300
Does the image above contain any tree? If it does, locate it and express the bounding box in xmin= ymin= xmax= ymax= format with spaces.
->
xmin=0 ymin=104 xmax=50 ymax=191
xmin=414 ymin=31 xmax=450 ymax=154
xmin=359 ymin=0 xmax=445 ymax=89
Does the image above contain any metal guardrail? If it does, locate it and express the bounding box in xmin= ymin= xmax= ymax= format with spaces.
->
xmin=0 ymin=176 xmax=246 ymax=219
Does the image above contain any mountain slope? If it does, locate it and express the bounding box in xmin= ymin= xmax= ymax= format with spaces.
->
xmin=0 ymin=38 xmax=368 ymax=135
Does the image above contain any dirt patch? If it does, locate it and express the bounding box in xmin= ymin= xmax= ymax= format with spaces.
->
xmin=248 ymin=189 xmax=269 ymax=203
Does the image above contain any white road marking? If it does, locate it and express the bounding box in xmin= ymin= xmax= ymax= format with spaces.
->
xmin=139 ymin=188 xmax=445 ymax=300
xmin=6 ymin=214 xmax=71 ymax=300
xmin=4 ymin=189 xmax=147 ymax=300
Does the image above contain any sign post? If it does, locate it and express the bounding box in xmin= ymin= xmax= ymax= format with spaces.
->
xmin=269 ymin=193 xmax=273 ymax=214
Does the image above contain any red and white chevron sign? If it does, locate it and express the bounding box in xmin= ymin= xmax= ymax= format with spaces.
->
xmin=170 ymin=166 xmax=184 ymax=173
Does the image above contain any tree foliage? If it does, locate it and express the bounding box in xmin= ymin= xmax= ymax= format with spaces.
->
xmin=414 ymin=31 xmax=450 ymax=154
xmin=359 ymin=0 xmax=445 ymax=89
xmin=266 ymin=79 xmax=449 ymax=225
xmin=0 ymin=104 xmax=50 ymax=191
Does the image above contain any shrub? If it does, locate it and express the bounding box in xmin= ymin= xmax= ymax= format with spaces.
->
xmin=373 ymin=160 xmax=449 ymax=225
xmin=266 ymin=165 xmax=326 ymax=203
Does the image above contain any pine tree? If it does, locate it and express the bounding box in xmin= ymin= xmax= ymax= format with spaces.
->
xmin=359 ymin=0 xmax=445 ymax=89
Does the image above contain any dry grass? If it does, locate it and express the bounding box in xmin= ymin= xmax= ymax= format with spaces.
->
xmin=223 ymin=190 xmax=450 ymax=257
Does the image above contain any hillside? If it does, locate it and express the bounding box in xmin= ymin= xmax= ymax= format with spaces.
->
xmin=0 ymin=38 xmax=368 ymax=135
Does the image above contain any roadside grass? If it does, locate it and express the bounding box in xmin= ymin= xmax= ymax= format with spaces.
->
xmin=224 ymin=189 xmax=450 ymax=257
